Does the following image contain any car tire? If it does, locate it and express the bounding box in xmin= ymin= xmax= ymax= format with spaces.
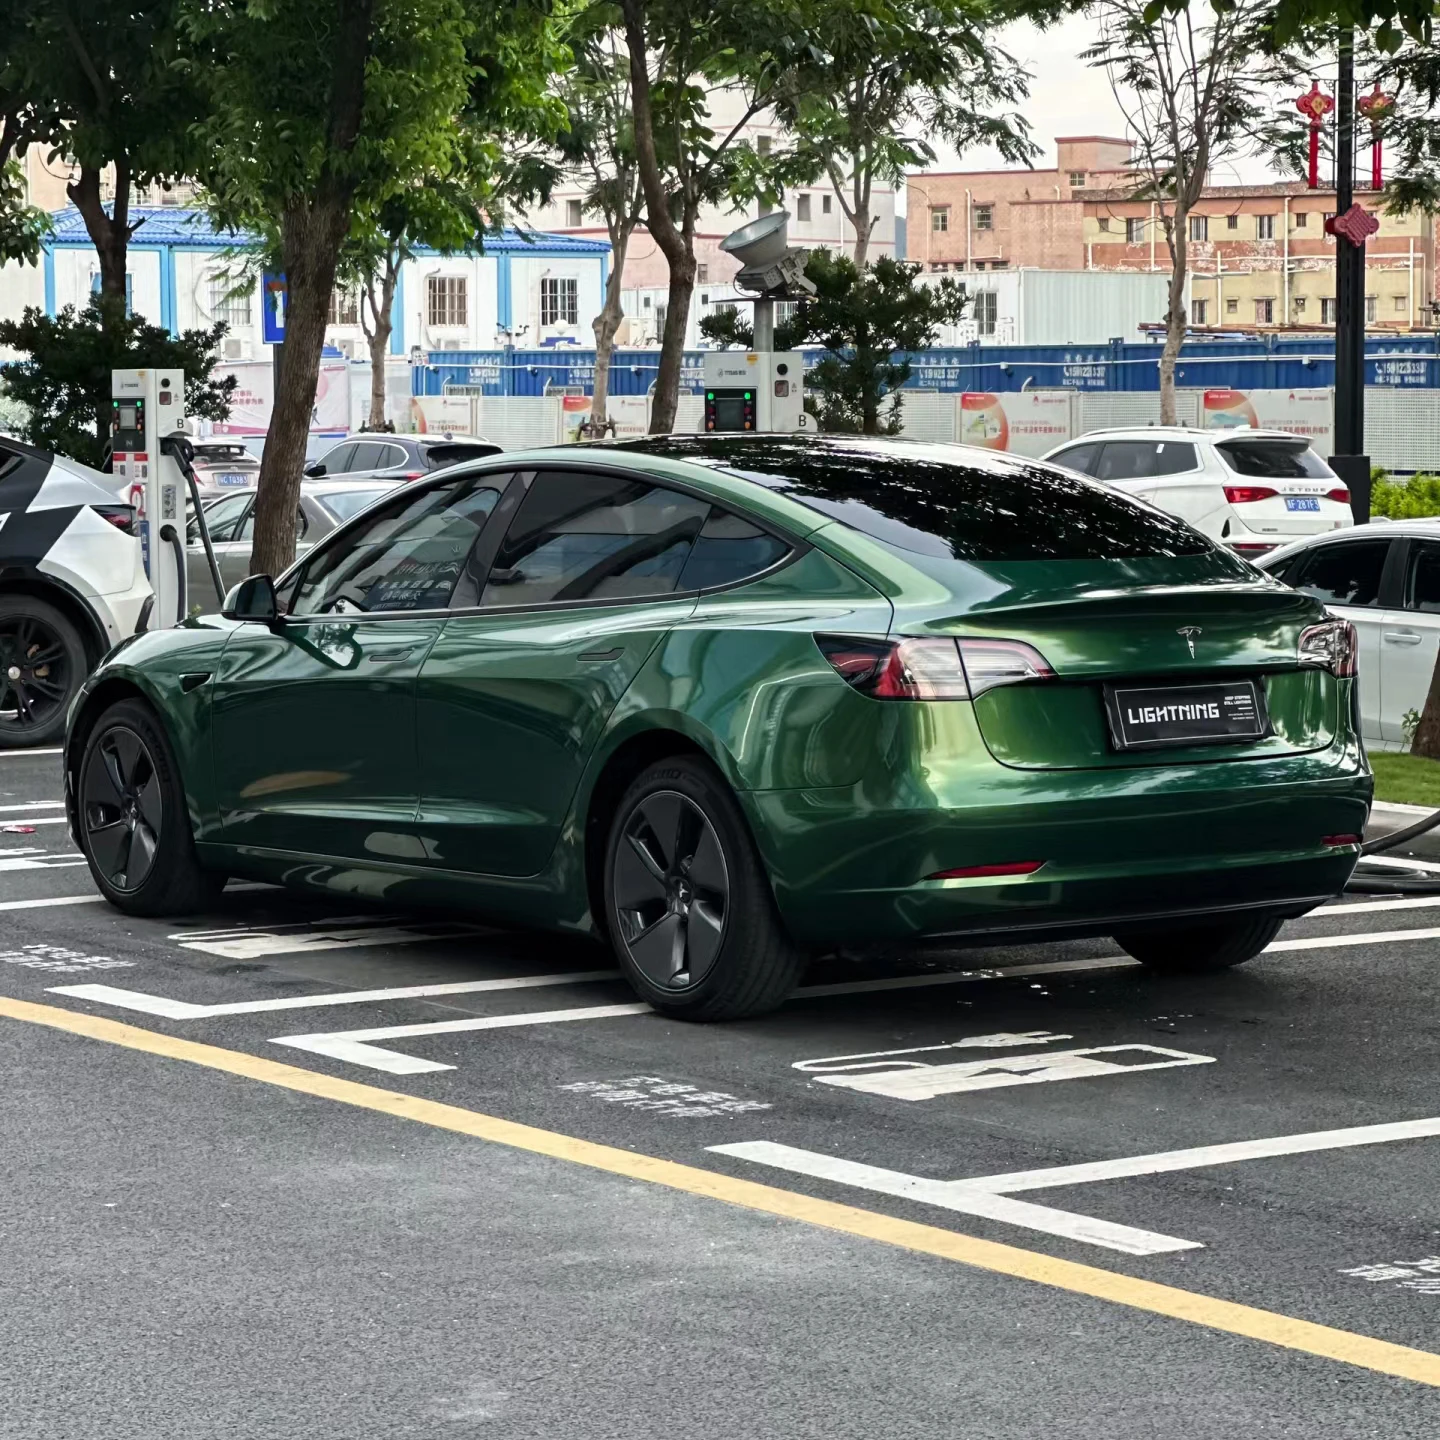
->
xmin=76 ymin=697 xmax=224 ymax=916
xmin=0 ymin=595 xmax=88 ymax=748
xmin=1114 ymin=913 xmax=1284 ymax=973
xmin=603 ymin=756 xmax=805 ymax=1021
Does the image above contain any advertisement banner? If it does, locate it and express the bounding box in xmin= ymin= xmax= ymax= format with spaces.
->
xmin=1201 ymin=388 xmax=1333 ymax=452
xmin=958 ymin=391 xmax=1073 ymax=458
xmin=211 ymin=359 xmax=351 ymax=437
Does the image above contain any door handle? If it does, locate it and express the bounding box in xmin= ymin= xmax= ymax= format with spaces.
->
xmin=578 ymin=647 xmax=624 ymax=662
xmin=1382 ymin=630 xmax=1424 ymax=646
xmin=367 ymin=646 xmax=415 ymax=663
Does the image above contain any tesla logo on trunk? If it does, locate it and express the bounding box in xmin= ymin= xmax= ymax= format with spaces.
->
xmin=1177 ymin=626 xmax=1202 ymax=658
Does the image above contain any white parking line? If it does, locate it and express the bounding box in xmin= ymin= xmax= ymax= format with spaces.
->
xmin=0 ymin=894 xmax=102 ymax=911
xmin=0 ymin=802 xmax=65 ymax=813
xmin=1325 ymin=895 xmax=1440 ymax=915
xmin=0 ymin=816 xmax=69 ymax=827
xmin=0 ymin=747 xmax=62 ymax=758
xmin=51 ymin=969 xmax=624 ymax=1019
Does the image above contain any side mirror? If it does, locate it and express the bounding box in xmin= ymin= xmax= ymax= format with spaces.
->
xmin=304 ymin=462 xmax=326 ymax=478
xmin=222 ymin=573 xmax=280 ymax=624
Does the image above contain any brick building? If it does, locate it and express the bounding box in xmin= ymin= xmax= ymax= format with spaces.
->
xmin=908 ymin=136 xmax=1437 ymax=331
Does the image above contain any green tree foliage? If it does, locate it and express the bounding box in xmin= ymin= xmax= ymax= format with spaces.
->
xmin=699 ymin=251 xmax=969 ymax=434
xmin=1371 ymin=474 xmax=1440 ymax=519
xmin=0 ymin=304 xmax=235 ymax=467
xmin=184 ymin=0 xmax=563 ymax=576
xmin=0 ymin=161 xmax=47 ymax=266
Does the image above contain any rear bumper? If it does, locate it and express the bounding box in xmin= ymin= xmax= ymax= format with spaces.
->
xmin=742 ymin=716 xmax=1372 ymax=947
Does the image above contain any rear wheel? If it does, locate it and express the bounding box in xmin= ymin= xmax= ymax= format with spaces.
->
xmin=1115 ymin=914 xmax=1284 ymax=973
xmin=77 ymin=698 xmax=223 ymax=916
xmin=0 ymin=596 xmax=87 ymax=748
xmin=603 ymin=757 xmax=805 ymax=1020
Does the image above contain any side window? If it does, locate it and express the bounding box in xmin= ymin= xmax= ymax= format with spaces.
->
xmin=481 ymin=471 xmax=709 ymax=607
xmin=1149 ymin=441 xmax=1199 ymax=476
xmin=194 ymin=492 xmax=252 ymax=543
xmin=1094 ymin=442 xmax=1160 ymax=482
xmin=317 ymin=443 xmax=355 ymax=475
xmin=677 ymin=509 xmax=790 ymax=591
xmin=235 ymin=505 xmax=305 ymax=543
xmin=347 ymin=441 xmax=386 ymax=472
xmin=291 ymin=477 xmax=503 ymax=616
xmin=1288 ymin=539 xmax=1390 ymax=608
xmin=1047 ymin=443 xmax=1099 ymax=476
xmin=1405 ymin=542 xmax=1440 ymax=614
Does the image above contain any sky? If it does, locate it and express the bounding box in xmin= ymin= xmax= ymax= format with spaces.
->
xmin=899 ymin=14 xmax=1280 ymax=211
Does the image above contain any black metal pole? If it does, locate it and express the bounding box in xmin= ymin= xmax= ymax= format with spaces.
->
xmin=1331 ymin=28 xmax=1371 ymax=522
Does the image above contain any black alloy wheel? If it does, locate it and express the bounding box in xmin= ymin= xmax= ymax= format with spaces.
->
xmin=80 ymin=724 xmax=163 ymax=893
xmin=612 ymin=790 xmax=730 ymax=991
xmin=0 ymin=611 xmax=73 ymax=740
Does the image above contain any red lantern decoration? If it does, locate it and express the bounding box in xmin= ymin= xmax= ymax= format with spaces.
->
xmin=1356 ymin=84 xmax=1395 ymax=192
xmin=1294 ymin=81 xmax=1335 ymax=191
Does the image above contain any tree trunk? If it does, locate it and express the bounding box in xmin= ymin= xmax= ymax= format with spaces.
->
xmin=68 ymin=160 xmax=132 ymax=317
xmin=652 ymin=251 xmax=695 ymax=434
xmin=364 ymin=258 xmax=398 ymax=430
xmin=250 ymin=197 xmax=351 ymax=578
xmin=1411 ymin=653 xmax=1440 ymax=758
xmin=1158 ymin=210 xmax=1189 ymax=427
xmin=591 ymin=228 xmax=630 ymax=429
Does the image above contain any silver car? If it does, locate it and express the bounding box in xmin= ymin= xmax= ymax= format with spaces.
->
xmin=189 ymin=441 xmax=261 ymax=501
xmin=186 ymin=479 xmax=397 ymax=606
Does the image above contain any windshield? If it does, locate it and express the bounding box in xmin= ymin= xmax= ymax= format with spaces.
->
xmin=618 ymin=436 xmax=1211 ymax=562
xmin=1218 ymin=441 xmax=1334 ymax=479
xmin=319 ymin=487 xmax=393 ymax=522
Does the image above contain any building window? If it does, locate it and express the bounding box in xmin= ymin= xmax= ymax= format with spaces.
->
xmin=796 ymin=193 xmax=811 ymax=222
xmin=1255 ymin=298 xmax=1275 ymax=324
xmin=1226 ymin=214 xmax=1239 ymax=230
xmin=1193 ymin=298 xmax=1208 ymax=324
xmin=1097 ymin=217 xmax=1110 ymax=232
xmin=1068 ymin=171 xmax=1085 ymax=187
xmin=327 ymin=287 xmax=359 ymax=326
xmin=541 ymin=276 xmax=579 ymax=327
xmin=426 ymin=274 xmax=468 ymax=327
xmin=1322 ymin=297 xmax=1337 ymax=324
xmin=1189 ymin=215 xmax=1208 ymax=242
xmin=210 ymin=275 xmax=254 ymax=328
xmin=822 ymin=194 xmax=832 ymax=215
xmin=932 ymin=207 xmax=949 ymax=232
xmin=757 ymin=134 xmax=772 ymax=156
xmin=989 ymin=258 xmax=1008 ymax=268
xmin=1226 ymin=296 xmax=1238 ymax=315
xmin=973 ymin=204 xmax=993 ymax=231
xmin=1365 ymin=294 xmax=1377 ymax=322
xmin=1256 ymin=214 xmax=1275 ymax=240
xmin=1294 ymin=296 xmax=1307 ymax=312
xmin=1395 ymin=294 xmax=1409 ymax=314
xmin=1295 ymin=211 xmax=1309 ymax=228
xmin=566 ymin=199 xmax=582 ymax=227
xmin=697 ymin=264 xmax=708 ymax=284
xmin=974 ymin=290 xmax=999 ymax=336
xmin=1126 ymin=217 xmax=1145 ymax=243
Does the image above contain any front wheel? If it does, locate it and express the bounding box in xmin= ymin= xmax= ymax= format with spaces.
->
xmin=0 ymin=595 xmax=88 ymax=747
xmin=76 ymin=697 xmax=224 ymax=916
xmin=1114 ymin=913 xmax=1284 ymax=974
xmin=603 ymin=757 xmax=805 ymax=1020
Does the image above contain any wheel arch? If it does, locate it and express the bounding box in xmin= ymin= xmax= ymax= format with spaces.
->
xmin=0 ymin=572 xmax=109 ymax=667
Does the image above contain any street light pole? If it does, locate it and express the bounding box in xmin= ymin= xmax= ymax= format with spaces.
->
xmin=1331 ymin=28 xmax=1371 ymax=523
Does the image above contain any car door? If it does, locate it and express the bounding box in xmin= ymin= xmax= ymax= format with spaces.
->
xmin=210 ymin=471 xmax=508 ymax=861
xmin=187 ymin=491 xmax=254 ymax=608
xmin=414 ymin=466 xmax=712 ymax=876
xmin=1377 ymin=537 xmax=1440 ymax=746
xmin=341 ymin=440 xmax=390 ymax=480
xmin=1281 ymin=534 xmax=1394 ymax=747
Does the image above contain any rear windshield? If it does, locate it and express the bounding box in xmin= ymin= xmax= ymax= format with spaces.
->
xmin=1218 ymin=441 xmax=1332 ymax=479
xmin=426 ymin=442 xmax=502 ymax=467
xmin=320 ymin=488 xmax=391 ymax=522
xmin=632 ymin=438 xmax=1210 ymax=562
xmin=194 ymin=445 xmax=252 ymax=461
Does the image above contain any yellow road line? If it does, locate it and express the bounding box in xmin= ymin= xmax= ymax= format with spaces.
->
xmin=5 ymin=992 xmax=1439 ymax=1388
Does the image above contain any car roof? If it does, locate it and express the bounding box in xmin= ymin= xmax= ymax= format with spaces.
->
xmin=1257 ymin=516 xmax=1440 ymax=565
xmin=302 ymin=477 xmax=397 ymax=492
xmin=1055 ymin=427 xmax=1313 ymax=446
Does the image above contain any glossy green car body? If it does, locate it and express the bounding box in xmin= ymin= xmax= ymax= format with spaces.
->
xmin=65 ymin=436 xmax=1370 ymax=954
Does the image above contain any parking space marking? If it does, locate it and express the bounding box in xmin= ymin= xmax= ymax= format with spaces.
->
xmin=955 ymin=1116 xmax=1440 ymax=1194
xmin=0 ymin=802 xmax=65 ymax=813
xmin=3 ymin=994 xmax=1440 ymax=1388
xmin=0 ymin=894 xmax=102 ymax=912
xmin=0 ymin=816 xmax=68 ymax=827
xmin=51 ymin=969 xmax=624 ymax=1019
xmin=0 ymin=747 xmax=62 ymax=758
xmin=0 ymin=848 xmax=86 ymax=871
xmin=272 ymin=1003 xmax=653 ymax=1074
xmin=167 ymin=916 xmax=489 ymax=959
xmin=1271 ymin=925 xmax=1440 ymax=951
xmin=1326 ymin=895 xmax=1440 ymax=915
xmin=1360 ymin=855 xmax=1440 ymax=875
xmin=710 ymin=1141 xmax=1200 ymax=1255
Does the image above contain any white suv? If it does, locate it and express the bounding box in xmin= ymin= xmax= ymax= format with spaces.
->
xmin=1043 ymin=427 xmax=1353 ymax=556
xmin=0 ymin=436 xmax=152 ymax=747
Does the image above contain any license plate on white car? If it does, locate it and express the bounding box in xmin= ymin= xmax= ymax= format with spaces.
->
xmin=1285 ymin=496 xmax=1321 ymax=512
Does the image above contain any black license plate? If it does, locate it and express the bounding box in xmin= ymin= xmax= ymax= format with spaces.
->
xmin=1104 ymin=680 xmax=1268 ymax=751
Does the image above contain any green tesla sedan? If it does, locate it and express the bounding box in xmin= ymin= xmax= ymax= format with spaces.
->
xmin=64 ymin=435 xmax=1370 ymax=1019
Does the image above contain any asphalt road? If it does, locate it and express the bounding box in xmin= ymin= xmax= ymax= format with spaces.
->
xmin=3 ymin=744 xmax=1440 ymax=1437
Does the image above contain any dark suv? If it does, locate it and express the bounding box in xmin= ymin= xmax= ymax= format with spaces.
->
xmin=304 ymin=432 xmax=502 ymax=484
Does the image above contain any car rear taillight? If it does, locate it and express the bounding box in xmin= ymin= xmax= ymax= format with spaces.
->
xmin=1298 ymin=619 xmax=1358 ymax=677
xmin=92 ymin=503 xmax=136 ymax=535
xmin=927 ymin=860 xmax=1046 ymax=880
xmin=815 ymin=635 xmax=1053 ymax=700
xmin=1232 ymin=542 xmax=1279 ymax=556
xmin=1326 ymin=487 xmax=1350 ymax=503
xmin=1223 ymin=485 xmax=1278 ymax=505
xmin=401 ymin=470 xmax=425 ymax=481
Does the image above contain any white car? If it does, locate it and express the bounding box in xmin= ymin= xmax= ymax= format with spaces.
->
xmin=0 ymin=435 xmax=152 ymax=747
xmin=1256 ymin=520 xmax=1440 ymax=751
xmin=1043 ymin=427 xmax=1353 ymax=556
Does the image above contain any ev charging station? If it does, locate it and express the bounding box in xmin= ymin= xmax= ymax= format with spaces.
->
xmin=702 ymin=211 xmax=816 ymax=436
xmin=111 ymin=368 xmax=225 ymax=629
